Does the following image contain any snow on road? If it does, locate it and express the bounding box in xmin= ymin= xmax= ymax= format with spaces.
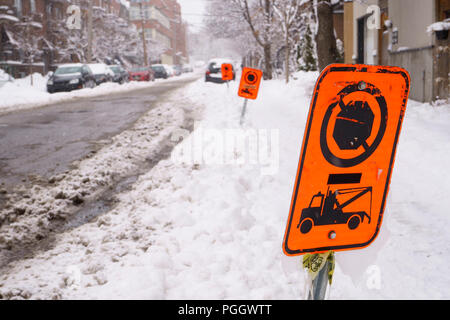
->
xmin=0 ymin=74 xmax=201 ymax=265
xmin=0 ymin=72 xmax=449 ymax=299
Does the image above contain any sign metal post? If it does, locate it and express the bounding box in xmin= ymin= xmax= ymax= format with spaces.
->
xmin=237 ymin=67 xmax=263 ymax=125
xmin=240 ymin=98 xmax=248 ymax=125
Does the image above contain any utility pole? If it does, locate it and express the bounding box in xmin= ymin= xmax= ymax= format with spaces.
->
xmin=87 ymin=0 xmax=93 ymax=63
xmin=139 ymin=1 xmax=148 ymax=66
xmin=172 ymin=16 xmax=177 ymax=65
xmin=167 ymin=1 xmax=180 ymax=66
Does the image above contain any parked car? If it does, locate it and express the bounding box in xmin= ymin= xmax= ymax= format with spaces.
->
xmin=109 ymin=65 xmax=129 ymax=84
xmin=182 ymin=64 xmax=193 ymax=73
xmin=205 ymin=58 xmax=235 ymax=83
xmin=162 ymin=64 xmax=175 ymax=77
xmin=150 ymin=64 xmax=168 ymax=79
xmin=173 ymin=65 xmax=183 ymax=76
xmin=47 ymin=64 xmax=96 ymax=93
xmin=128 ymin=67 xmax=155 ymax=81
xmin=88 ymin=63 xmax=115 ymax=85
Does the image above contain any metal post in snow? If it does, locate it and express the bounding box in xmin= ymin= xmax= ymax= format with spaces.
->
xmin=303 ymin=250 xmax=335 ymax=300
xmin=306 ymin=259 xmax=329 ymax=300
xmin=240 ymin=98 xmax=248 ymax=126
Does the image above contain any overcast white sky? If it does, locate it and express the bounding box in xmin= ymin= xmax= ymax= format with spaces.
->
xmin=177 ymin=0 xmax=206 ymax=32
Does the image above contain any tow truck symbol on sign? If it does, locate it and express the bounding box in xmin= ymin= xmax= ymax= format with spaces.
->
xmin=241 ymin=88 xmax=251 ymax=95
xmin=297 ymin=186 xmax=372 ymax=234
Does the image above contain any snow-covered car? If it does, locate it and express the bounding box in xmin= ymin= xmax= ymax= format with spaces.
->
xmin=182 ymin=64 xmax=193 ymax=73
xmin=87 ymin=63 xmax=115 ymax=85
xmin=205 ymin=58 xmax=236 ymax=83
xmin=128 ymin=67 xmax=155 ymax=81
xmin=162 ymin=64 xmax=175 ymax=77
xmin=109 ymin=65 xmax=129 ymax=84
xmin=47 ymin=64 xmax=96 ymax=93
xmin=150 ymin=64 xmax=168 ymax=79
xmin=173 ymin=65 xmax=183 ymax=76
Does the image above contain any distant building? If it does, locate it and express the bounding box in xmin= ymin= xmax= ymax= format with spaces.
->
xmin=343 ymin=0 xmax=449 ymax=102
xmin=128 ymin=0 xmax=187 ymax=65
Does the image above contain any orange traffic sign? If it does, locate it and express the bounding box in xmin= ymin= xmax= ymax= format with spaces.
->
xmin=238 ymin=67 xmax=263 ymax=100
xmin=221 ymin=63 xmax=234 ymax=81
xmin=283 ymin=64 xmax=410 ymax=255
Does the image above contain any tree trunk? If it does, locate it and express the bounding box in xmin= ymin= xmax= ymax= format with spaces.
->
xmin=285 ymin=27 xmax=290 ymax=83
xmin=315 ymin=0 xmax=339 ymax=71
xmin=30 ymin=64 xmax=33 ymax=86
xmin=263 ymin=44 xmax=273 ymax=80
xmin=263 ymin=0 xmax=273 ymax=80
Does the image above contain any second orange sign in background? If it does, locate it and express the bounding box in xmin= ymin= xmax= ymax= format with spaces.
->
xmin=238 ymin=67 xmax=263 ymax=100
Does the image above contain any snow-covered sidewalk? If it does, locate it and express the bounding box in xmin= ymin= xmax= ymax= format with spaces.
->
xmin=1 ymin=72 xmax=449 ymax=299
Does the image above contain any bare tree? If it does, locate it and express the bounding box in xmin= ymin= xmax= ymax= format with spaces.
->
xmin=232 ymin=0 xmax=274 ymax=79
xmin=16 ymin=17 xmax=44 ymax=85
xmin=272 ymin=0 xmax=301 ymax=83
xmin=203 ymin=0 xmax=258 ymax=60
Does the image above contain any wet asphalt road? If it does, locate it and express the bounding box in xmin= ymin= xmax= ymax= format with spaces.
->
xmin=0 ymin=77 xmax=197 ymax=190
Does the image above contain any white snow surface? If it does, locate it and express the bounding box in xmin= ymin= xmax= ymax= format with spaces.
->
xmin=427 ymin=21 xmax=450 ymax=33
xmin=87 ymin=63 xmax=112 ymax=75
xmin=0 ymin=72 xmax=449 ymax=300
xmin=0 ymin=14 xmax=19 ymax=22
xmin=0 ymin=72 xmax=196 ymax=115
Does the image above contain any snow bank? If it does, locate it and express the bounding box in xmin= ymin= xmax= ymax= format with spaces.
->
xmin=1 ymin=72 xmax=449 ymax=300
xmin=0 ymin=72 xmax=198 ymax=115
xmin=0 ymin=68 xmax=13 ymax=82
xmin=427 ymin=20 xmax=450 ymax=33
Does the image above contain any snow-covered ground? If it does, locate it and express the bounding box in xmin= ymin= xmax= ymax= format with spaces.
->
xmin=0 ymin=72 xmax=449 ymax=299
xmin=0 ymin=71 xmax=198 ymax=115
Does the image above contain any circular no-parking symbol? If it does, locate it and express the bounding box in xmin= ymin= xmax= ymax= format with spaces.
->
xmin=245 ymin=71 xmax=258 ymax=85
xmin=320 ymin=82 xmax=388 ymax=168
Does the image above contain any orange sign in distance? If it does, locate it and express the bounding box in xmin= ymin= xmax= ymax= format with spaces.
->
xmin=283 ymin=64 xmax=410 ymax=255
xmin=221 ymin=63 xmax=234 ymax=81
xmin=238 ymin=67 xmax=263 ymax=100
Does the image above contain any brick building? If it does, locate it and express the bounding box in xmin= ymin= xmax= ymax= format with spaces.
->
xmin=0 ymin=0 xmax=48 ymax=77
xmin=0 ymin=0 xmax=134 ymax=78
xmin=129 ymin=0 xmax=187 ymax=65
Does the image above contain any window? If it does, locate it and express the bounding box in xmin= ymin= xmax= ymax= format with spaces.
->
xmin=153 ymin=30 xmax=170 ymax=47
xmin=392 ymin=28 xmax=398 ymax=45
xmin=30 ymin=0 xmax=36 ymax=13
xmin=130 ymin=6 xmax=144 ymax=21
xmin=151 ymin=7 xmax=170 ymax=29
xmin=144 ymin=28 xmax=152 ymax=39
xmin=14 ymin=0 xmax=22 ymax=16
xmin=54 ymin=7 xmax=61 ymax=20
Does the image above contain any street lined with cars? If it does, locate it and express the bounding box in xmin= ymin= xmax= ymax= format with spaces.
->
xmin=47 ymin=62 xmax=195 ymax=93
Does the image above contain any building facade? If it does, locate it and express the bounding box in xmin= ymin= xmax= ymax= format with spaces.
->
xmin=0 ymin=0 xmax=135 ymax=78
xmin=129 ymin=0 xmax=187 ymax=65
xmin=343 ymin=0 xmax=449 ymax=102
